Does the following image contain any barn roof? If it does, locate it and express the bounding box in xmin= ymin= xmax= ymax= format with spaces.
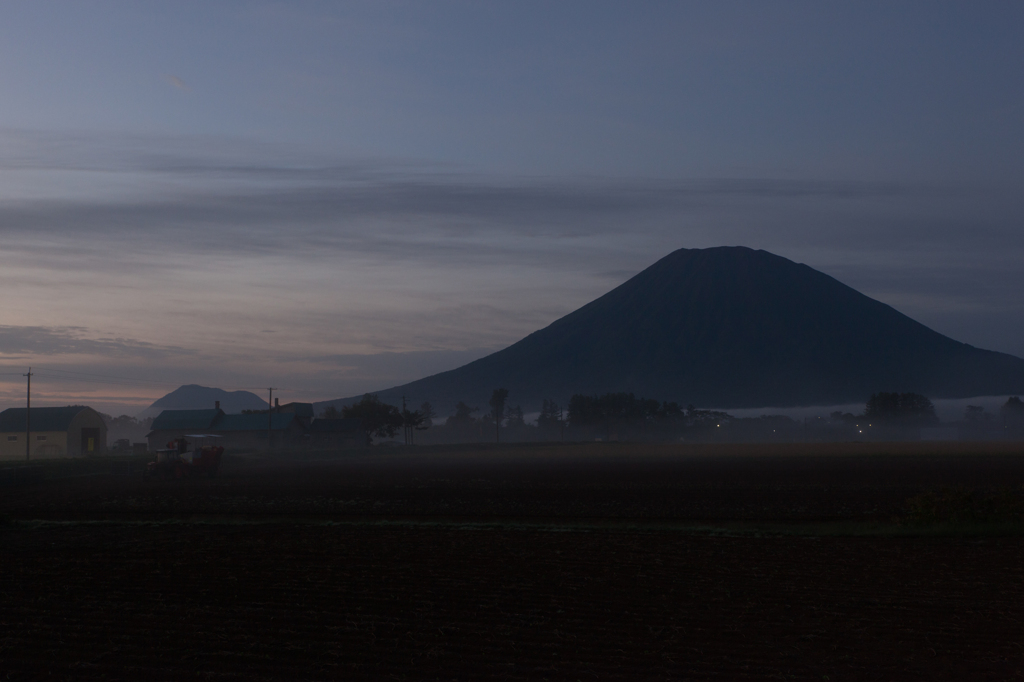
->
xmin=0 ymin=406 xmax=93 ymax=432
xmin=277 ymin=402 xmax=315 ymax=419
xmin=150 ymin=409 xmax=222 ymax=431
xmin=308 ymin=418 xmax=362 ymax=433
xmin=214 ymin=413 xmax=298 ymax=432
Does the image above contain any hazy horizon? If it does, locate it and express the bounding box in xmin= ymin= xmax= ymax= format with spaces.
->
xmin=2 ymin=2 xmax=1023 ymax=415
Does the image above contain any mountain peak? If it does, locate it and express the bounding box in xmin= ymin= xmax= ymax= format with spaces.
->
xmin=136 ymin=385 xmax=268 ymax=420
xmin=320 ymin=247 xmax=1024 ymax=413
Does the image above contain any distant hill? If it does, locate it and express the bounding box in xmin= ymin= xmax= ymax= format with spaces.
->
xmin=136 ymin=385 xmax=268 ymax=420
xmin=316 ymin=246 xmax=1024 ymax=415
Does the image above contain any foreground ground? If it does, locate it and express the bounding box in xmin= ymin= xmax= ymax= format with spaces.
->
xmin=2 ymin=442 xmax=1024 ymax=679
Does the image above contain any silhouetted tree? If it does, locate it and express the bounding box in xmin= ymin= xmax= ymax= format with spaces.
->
xmin=446 ymin=401 xmax=478 ymax=427
xmin=684 ymin=405 xmax=733 ymax=440
xmin=100 ymin=414 xmax=141 ymax=428
xmin=505 ymin=404 xmax=525 ymax=429
xmin=535 ymin=399 xmax=565 ymax=441
xmin=400 ymin=396 xmax=427 ymax=445
xmin=537 ymin=400 xmax=560 ymax=429
xmin=342 ymin=394 xmax=403 ymax=441
xmin=568 ymin=392 xmax=673 ymax=439
xmin=964 ymin=405 xmax=988 ymax=424
xmin=419 ymin=402 xmax=436 ymax=429
xmin=658 ymin=401 xmax=685 ymax=421
xmin=319 ymin=405 xmax=341 ymax=419
xmin=1003 ymin=397 xmax=1024 ymax=435
xmin=489 ymin=388 xmax=509 ymax=443
xmin=864 ymin=392 xmax=938 ymax=427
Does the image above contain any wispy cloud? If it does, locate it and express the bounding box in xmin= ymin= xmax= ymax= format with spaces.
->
xmin=0 ymin=326 xmax=196 ymax=360
xmin=166 ymin=75 xmax=189 ymax=91
xmin=0 ymin=128 xmax=1021 ymax=415
xmin=0 ymin=173 xmax=1000 ymax=261
xmin=310 ymin=347 xmax=496 ymax=381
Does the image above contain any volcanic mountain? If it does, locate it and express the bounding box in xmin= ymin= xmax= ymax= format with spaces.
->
xmin=320 ymin=247 xmax=1024 ymax=412
xmin=136 ymin=385 xmax=268 ymax=420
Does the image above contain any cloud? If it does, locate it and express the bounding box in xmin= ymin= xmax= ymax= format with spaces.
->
xmin=166 ymin=75 xmax=189 ymax=91
xmin=0 ymin=128 xmax=1021 ymax=369
xmin=311 ymin=348 xmax=496 ymax=380
xmin=0 ymin=326 xmax=196 ymax=360
xmin=0 ymin=174 xmax=995 ymax=261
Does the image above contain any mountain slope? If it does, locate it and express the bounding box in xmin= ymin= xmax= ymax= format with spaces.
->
xmin=136 ymin=385 xmax=268 ymax=420
xmin=319 ymin=247 xmax=1024 ymax=413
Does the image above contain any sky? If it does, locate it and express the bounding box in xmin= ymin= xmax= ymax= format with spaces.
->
xmin=0 ymin=1 xmax=1022 ymax=416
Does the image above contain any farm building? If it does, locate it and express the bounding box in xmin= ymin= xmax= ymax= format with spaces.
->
xmin=209 ymin=413 xmax=307 ymax=451
xmin=0 ymin=406 xmax=107 ymax=460
xmin=147 ymin=408 xmax=307 ymax=452
xmin=274 ymin=400 xmax=315 ymax=427
xmin=146 ymin=408 xmax=224 ymax=452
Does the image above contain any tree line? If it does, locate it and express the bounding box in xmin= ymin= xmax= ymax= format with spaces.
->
xmin=316 ymin=390 xmax=1024 ymax=444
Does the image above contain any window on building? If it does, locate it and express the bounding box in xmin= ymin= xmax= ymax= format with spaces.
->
xmin=36 ymin=435 xmax=47 ymax=441
xmin=6 ymin=435 xmax=17 ymax=441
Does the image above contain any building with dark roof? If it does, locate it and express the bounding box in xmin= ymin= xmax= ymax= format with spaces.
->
xmin=146 ymin=408 xmax=307 ymax=452
xmin=147 ymin=408 xmax=223 ymax=451
xmin=150 ymin=408 xmax=223 ymax=432
xmin=0 ymin=406 xmax=106 ymax=460
xmin=209 ymin=413 xmax=306 ymax=451
xmin=274 ymin=400 xmax=315 ymax=426
xmin=147 ymin=402 xmax=367 ymax=453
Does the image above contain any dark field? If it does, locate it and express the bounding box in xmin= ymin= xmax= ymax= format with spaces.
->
xmin=3 ymin=442 xmax=1024 ymax=679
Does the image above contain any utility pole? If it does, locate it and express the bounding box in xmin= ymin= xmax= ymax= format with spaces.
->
xmin=24 ymin=368 xmax=32 ymax=461
xmin=267 ymin=387 xmax=276 ymax=452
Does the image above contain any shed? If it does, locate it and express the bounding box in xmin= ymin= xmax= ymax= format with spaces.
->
xmin=207 ymin=413 xmax=306 ymax=451
xmin=147 ymin=408 xmax=223 ymax=452
xmin=0 ymin=406 xmax=107 ymax=460
xmin=274 ymin=401 xmax=315 ymax=426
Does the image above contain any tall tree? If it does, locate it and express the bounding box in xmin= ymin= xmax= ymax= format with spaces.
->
xmin=400 ymin=396 xmax=427 ymax=445
xmin=446 ymin=401 xmax=478 ymax=426
xmin=537 ymin=399 xmax=563 ymax=435
xmin=342 ymin=394 xmax=403 ymax=441
xmin=505 ymin=404 xmax=525 ymax=429
xmin=1002 ymin=396 xmax=1024 ymax=431
xmin=537 ymin=400 xmax=553 ymax=427
xmin=964 ymin=405 xmax=988 ymax=424
xmin=864 ymin=392 xmax=938 ymax=426
xmin=419 ymin=402 xmax=436 ymax=429
xmin=489 ymin=388 xmax=509 ymax=443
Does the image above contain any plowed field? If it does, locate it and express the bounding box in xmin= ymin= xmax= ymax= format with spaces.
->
xmin=2 ymin=443 xmax=1023 ymax=679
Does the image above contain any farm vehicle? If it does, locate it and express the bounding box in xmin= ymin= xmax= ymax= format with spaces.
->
xmin=146 ymin=435 xmax=223 ymax=479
